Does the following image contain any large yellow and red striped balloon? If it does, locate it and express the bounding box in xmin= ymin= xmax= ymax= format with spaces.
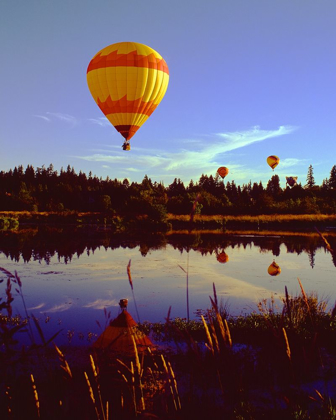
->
xmin=87 ymin=42 xmax=169 ymax=145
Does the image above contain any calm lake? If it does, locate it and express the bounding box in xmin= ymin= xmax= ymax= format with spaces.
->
xmin=0 ymin=227 xmax=335 ymax=346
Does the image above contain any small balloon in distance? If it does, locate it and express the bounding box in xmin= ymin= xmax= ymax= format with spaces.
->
xmin=217 ymin=167 xmax=229 ymax=179
xmin=267 ymin=155 xmax=280 ymax=170
xmin=286 ymin=176 xmax=298 ymax=187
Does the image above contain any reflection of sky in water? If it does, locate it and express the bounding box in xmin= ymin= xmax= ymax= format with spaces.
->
xmin=0 ymin=241 xmax=335 ymax=346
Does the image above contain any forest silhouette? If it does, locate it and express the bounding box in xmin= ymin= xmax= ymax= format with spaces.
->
xmin=1 ymin=164 xmax=336 ymax=217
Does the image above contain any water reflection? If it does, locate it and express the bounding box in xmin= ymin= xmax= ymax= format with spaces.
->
xmin=0 ymin=227 xmax=335 ymax=346
xmin=0 ymin=227 xmax=335 ymax=268
xmin=216 ymin=250 xmax=229 ymax=264
xmin=268 ymin=260 xmax=281 ymax=277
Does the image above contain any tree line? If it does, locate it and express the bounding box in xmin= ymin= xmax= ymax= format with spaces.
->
xmin=1 ymin=163 xmax=336 ymax=216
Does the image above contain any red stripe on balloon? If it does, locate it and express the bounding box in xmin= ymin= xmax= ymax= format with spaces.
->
xmin=97 ymin=95 xmax=158 ymax=117
xmin=114 ymin=125 xmax=140 ymax=140
xmin=87 ymin=50 xmax=169 ymax=75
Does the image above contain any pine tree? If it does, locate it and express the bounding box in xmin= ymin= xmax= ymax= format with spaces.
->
xmin=329 ymin=165 xmax=336 ymax=189
xmin=305 ymin=164 xmax=315 ymax=188
xmin=266 ymin=175 xmax=281 ymax=196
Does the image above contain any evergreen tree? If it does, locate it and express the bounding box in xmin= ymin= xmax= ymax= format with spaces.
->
xmin=305 ymin=164 xmax=315 ymax=188
xmin=266 ymin=175 xmax=281 ymax=197
xmin=329 ymin=165 xmax=336 ymax=189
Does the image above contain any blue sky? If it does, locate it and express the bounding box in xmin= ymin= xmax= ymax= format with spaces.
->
xmin=1 ymin=0 xmax=335 ymax=187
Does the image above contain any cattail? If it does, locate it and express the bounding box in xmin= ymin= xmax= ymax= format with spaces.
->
xmin=30 ymin=374 xmax=40 ymax=418
xmin=201 ymin=315 xmax=214 ymax=355
xmin=127 ymin=259 xmax=133 ymax=290
xmin=161 ymin=355 xmax=178 ymax=411
xmin=168 ymin=361 xmax=181 ymax=410
xmin=224 ymin=319 xmax=232 ymax=348
xmin=55 ymin=344 xmax=72 ymax=379
xmin=283 ymin=328 xmax=291 ymax=361
xmin=285 ymin=286 xmax=292 ymax=325
xmin=315 ymin=227 xmax=335 ymax=254
xmin=84 ymin=371 xmax=96 ymax=405
xmin=298 ymin=278 xmax=312 ymax=320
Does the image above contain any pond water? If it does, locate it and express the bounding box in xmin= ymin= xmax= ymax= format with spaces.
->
xmin=0 ymin=228 xmax=335 ymax=346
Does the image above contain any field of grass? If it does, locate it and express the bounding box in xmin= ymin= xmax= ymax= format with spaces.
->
xmin=168 ymin=213 xmax=336 ymax=223
xmin=167 ymin=213 xmax=336 ymax=234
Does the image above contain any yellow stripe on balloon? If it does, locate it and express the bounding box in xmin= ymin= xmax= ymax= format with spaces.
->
xmin=106 ymin=112 xmax=149 ymax=127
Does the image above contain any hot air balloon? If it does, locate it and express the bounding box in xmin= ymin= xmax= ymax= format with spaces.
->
xmin=286 ymin=176 xmax=298 ymax=187
xmin=267 ymin=155 xmax=280 ymax=170
xmin=217 ymin=167 xmax=229 ymax=179
xmin=268 ymin=261 xmax=281 ymax=277
xmin=87 ymin=42 xmax=169 ymax=150
xmin=217 ymin=251 xmax=229 ymax=264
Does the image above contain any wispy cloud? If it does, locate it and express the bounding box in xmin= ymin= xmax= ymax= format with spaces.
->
xmin=75 ymin=125 xmax=297 ymax=183
xmin=44 ymin=302 xmax=73 ymax=313
xmin=28 ymin=303 xmax=46 ymax=310
xmin=34 ymin=112 xmax=78 ymax=127
xmin=279 ymin=158 xmax=307 ymax=168
xmin=84 ymin=298 xmax=118 ymax=310
xmin=216 ymin=125 xmax=297 ymax=151
xmin=47 ymin=112 xmax=78 ymax=126
xmin=89 ymin=117 xmax=111 ymax=127
xmin=34 ymin=115 xmax=51 ymax=122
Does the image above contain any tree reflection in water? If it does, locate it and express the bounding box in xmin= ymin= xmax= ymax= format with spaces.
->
xmin=0 ymin=226 xmax=335 ymax=267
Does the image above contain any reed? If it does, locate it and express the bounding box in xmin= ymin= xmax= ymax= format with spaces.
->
xmin=30 ymin=374 xmax=40 ymax=419
xmin=3 ymin=266 xmax=336 ymax=419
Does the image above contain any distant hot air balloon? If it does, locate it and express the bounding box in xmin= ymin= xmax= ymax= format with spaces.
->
xmin=217 ymin=167 xmax=229 ymax=179
xmin=267 ymin=155 xmax=280 ymax=170
xmin=268 ymin=261 xmax=281 ymax=277
xmin=286 ymin=176 xmax=298 ymax=188
xmin=217 ymin=251 xmax=229 ymax=264
xmin=87 ymin=42 xmax=169 ymax=150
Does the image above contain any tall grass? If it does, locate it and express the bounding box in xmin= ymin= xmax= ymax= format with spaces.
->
xmin=2 ymin=266 xmax=336 ymax=418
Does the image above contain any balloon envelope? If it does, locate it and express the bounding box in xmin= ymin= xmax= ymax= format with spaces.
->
xmin=268 ymin=261 xmax=281 ymax=277
xmin=267 ymin=155 xmax=280 ymax=170
xmin=87 ymin=42 xmax=169 ymax=142
xmin=217 ymin=252 xmax=229 ymax=264
xmin=217 ymin=167 xmax=229 ymax=179
xmin=286 ymin=176 xmax=298 ymax=187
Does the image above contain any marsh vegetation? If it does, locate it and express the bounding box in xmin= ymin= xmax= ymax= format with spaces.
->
xmin=1 ymin=266 xmax=336 ymax=419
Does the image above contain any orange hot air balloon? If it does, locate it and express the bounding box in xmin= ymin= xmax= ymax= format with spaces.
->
xmin=217 ymin=167 xmax=229 ymax=179
xmin=217 ymin=251 xmax=229 ymax=264
xmin=87 ymin=42 xmax=169 ymax=150
xmin=267 ymin=155 xmax=280 ymax=170
xmin=268 ymin=261 xmax=281 ymax=277
xmin=286 ymin=176 xmax=298 ymax=187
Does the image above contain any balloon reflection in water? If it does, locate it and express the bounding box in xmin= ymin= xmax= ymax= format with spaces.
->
xmin=216 ymin=251 xmax=229 ymax=264
xmin=268 ymin=261 xmax=281 ymax=276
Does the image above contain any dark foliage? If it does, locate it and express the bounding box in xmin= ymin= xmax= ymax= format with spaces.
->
xmin=1 ymin=164 xmax=336 ymax=217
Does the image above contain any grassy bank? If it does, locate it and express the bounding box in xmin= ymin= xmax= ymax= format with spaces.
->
xmin=1 ymin=211 xmax=336 ymax=233
xmin=167 ymin=213 xmax=336 ymax=231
